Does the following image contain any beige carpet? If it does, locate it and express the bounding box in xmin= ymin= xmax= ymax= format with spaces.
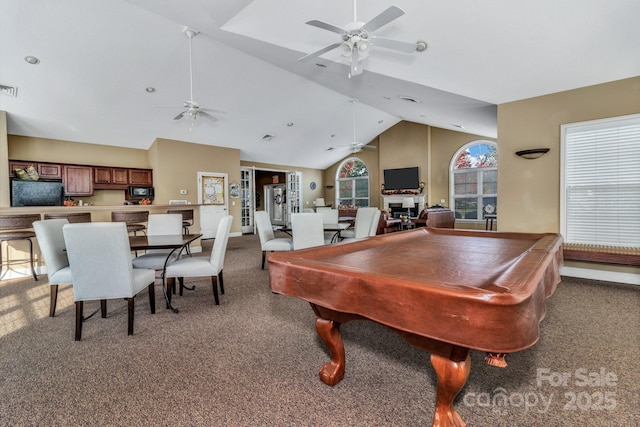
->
xmin=0 ymin=234 xmax=638 ymax=426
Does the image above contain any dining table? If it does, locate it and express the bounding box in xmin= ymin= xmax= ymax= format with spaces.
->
xmin=278 ymin=222 xmax=351 ymax=243
xmin=129 ymin=233 xmax=202 ymax=312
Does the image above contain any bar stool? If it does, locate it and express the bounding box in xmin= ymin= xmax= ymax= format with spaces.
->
xmin=111 ymin=211 xmax=149 ymax=235
xmin=0 ymin=214 xmax=41 ymax=280
xmin=167 ymin=209 xmax=194 ymax=234
xmin=485 ymin=214 xmax=497 ymax=231
xmin=44 ymin=212 xmax=92 ymax=223
xmin=167 ymin=208 xmax=194 ymax=255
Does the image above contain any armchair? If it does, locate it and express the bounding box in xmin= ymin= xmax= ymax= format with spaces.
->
xmin=413 ymin=208 xmax=455 ymax=229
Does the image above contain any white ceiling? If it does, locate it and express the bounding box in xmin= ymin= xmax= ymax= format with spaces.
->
xmin=1 ymin=0 xmax=638 ymax=169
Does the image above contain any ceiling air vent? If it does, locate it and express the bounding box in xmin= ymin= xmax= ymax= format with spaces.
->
xmin=0 ymin=84 xmax=18 ymax=97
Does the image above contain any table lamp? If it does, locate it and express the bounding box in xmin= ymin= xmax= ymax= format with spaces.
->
xmin=402 ymin=197 xmax=414 ymax=217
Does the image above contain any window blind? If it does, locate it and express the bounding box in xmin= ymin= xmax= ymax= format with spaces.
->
xmin=561 ymin=114 xmax=640 ymax=249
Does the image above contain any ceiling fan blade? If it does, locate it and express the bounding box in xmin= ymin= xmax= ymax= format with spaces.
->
xmin=361 ymin=6 xmax=405 ymax=33
xmin=173 ymin=111 xmax=186 ymax=120
xmin=305 ymin=20 xmax=347 ymax=35
xmin=200 ymin=107 xmax=226 ymax=114
xmin=197 ymin=110 xmax=219 ymax=122
xmin=299 ymin=43 xmax=342 ymax=61
xmin=371 ymin=36 xmax=417 ymax=53
xmin=361 ymin=145 xmax=377 ymax=150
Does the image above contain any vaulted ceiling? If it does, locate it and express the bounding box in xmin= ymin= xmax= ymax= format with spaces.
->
xmin=1 ymin=0 xmax=638 ymax=169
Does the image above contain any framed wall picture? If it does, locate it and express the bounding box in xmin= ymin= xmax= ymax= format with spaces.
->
xmin=230 ymin=181 xmax=240 ymax=198
xmin=201 ymin=175 xmax=225 ymax=205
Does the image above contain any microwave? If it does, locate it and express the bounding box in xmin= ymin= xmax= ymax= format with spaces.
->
xmin=127 ymin=186 xmax=154 ymax=199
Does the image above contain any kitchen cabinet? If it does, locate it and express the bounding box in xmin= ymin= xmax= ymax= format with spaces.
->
xmin=63 ymin=165 xmax=94 ymax=196
xmin=94 ymin=167 xmax=129 ymax=189
xmin=128 ymin=169 xmax=153 ymax=186
xmin=8 ymin=159 xmax=151 ymax=194
xmin=9 ymin=161 xmax=62 ymax=180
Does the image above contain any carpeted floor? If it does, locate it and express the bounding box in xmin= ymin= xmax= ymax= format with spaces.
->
xmin=0 ymin=233 xmax=638 ymax=426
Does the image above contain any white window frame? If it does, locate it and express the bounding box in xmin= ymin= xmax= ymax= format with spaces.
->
xmin=335 ymin=157 xmax=370 ymax=207
xmin=449 ymin=140 xmax=498 ymax=222
xmin=560 ymin=113 xmax=640 ymax=249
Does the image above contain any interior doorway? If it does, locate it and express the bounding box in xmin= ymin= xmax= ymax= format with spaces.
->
xmin=241 ymin=168 xmax=301 ymax=234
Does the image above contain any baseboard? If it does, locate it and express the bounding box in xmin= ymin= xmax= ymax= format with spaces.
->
xmin=560 ymin=265 xmax=640 ymax=286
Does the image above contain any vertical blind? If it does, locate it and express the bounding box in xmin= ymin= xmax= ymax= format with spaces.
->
xmin=561 ymin=114 xmax=640 ymax=248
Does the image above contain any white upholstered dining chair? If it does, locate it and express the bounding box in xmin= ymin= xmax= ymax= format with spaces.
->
xmin=33 ymin=219 xmax=73 ymax=317
xmin=132 ymin=214 xmax=184 ymax=271
xmin=255 ymin=210 xmax=292 ymax=269
xmin=340 ymin=207 xmax=380 ymax=240
xmin=165 ymin=215 xmax=233 ymax=306
xmin=291 ymin=213 xmax=325 ymax=250
xmin=63 ymin=222 xmax=156 ymax=341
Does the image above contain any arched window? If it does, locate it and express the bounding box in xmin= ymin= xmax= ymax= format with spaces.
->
xmin=450 ymin=141 xmax=498 ymax=221
xmin=336 ymin=157 xmax=369 ymax=207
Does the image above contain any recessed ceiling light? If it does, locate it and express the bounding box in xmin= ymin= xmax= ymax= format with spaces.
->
xmin=326 ymin=147 xmax=335 ymax=152
xmin=378 ymin=120 xmax=384 ymax=124
xmin=416 ymin=41 xmax=428 ymax=52
xmin=450 ymin=123 xmax=465 ymax=129
xmin=262 ymin=134 xmax=274 ymax=141
xmin=315 ymin=63 xmax=327 ymax=68
xmin=24 ymin=56 xmax=40 ymax=65
xmin=145 ymin=87 xmax=156 ymax=93
xmin=286 ymin=122 xmax=294 ymax=127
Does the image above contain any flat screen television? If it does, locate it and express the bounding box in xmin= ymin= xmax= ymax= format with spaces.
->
xmin=383 ymin=167 xmax=419 ymax=190
xmin=11 ymin=180 xmax=64 ymax=207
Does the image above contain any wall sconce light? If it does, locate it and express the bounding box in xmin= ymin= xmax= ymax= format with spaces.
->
xmin=515 ymin=148 xmax=550 ymax=159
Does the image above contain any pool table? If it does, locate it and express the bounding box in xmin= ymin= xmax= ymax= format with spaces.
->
xmin=268 ymin=227 xmax=563 ymax=427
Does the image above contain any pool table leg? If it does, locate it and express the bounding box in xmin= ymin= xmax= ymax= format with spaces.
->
xmin=430 ymin=350 xmax=471 ymax=427
xmin=315 ymin=317 xmax=345 ymax=386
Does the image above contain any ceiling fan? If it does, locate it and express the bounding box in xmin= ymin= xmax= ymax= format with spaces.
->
xmin=173 ymin=27 xmax=218 ymax=122
xmin=299 ymin=0 xmax=427 ymax=78
xmin=329 ymin=100 xmax=377 ymax=154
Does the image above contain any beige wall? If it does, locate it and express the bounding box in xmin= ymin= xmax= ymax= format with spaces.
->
xmin=8 ymin=135 xmax=150 ymax=168
xmin=498 ymin=76 xmax=640 ymax=234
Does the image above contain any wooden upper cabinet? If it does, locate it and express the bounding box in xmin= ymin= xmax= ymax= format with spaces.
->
xmin=94 ymin=167 xmax=129 ymax=188
xmin=113 ymin=168 xmax=129 ymax=185
xmin=128 ymin=169 xmax=153 ymax=186
xmin=63 ymin=165 xmax=94 ymax=196
xmin=38 ymin=163 xmax=62 ymax=179
xmin=9 ymin=160 xmax=62 ymax=180
xmin=9 ymin=160 xmax=152 ymax=192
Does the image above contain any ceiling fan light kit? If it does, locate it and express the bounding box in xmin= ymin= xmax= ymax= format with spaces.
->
xmin=169 ymin=27 xmax=218 ymax=123
xmin=300 ymin=1 xmax=425 ymax=78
